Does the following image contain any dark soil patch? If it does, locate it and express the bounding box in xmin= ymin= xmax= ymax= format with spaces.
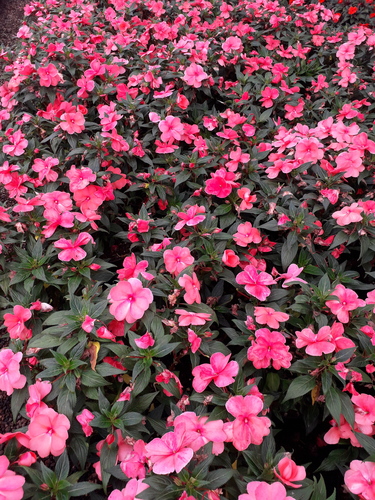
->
xmin=0 ymin=0 xmax=29 ymax=48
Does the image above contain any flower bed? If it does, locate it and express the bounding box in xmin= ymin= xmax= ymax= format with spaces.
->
xmin=1 ymin=0 xmax=375 ymax=498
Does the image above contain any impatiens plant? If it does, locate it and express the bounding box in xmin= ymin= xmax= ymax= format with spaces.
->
xmin=1 ymin=0 xmax=375 ymax=498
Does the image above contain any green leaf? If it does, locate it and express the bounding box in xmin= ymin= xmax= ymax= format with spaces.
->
xmin=100 ymin=441 xmax=118 ymax=493
xmin=81 ymin=369 xmax=109 ymax=387
xmin=11 ymin=385 xmax=28 ymax=422
xmin=354 ymin=432 xmax=375 ymax=455
xmin=283 ymin=375 xmax=316 ymax=403
xmin=121 ymin=412 xmax=143 ymax=427
xmin=66 ymin=482 xmax=102 ymax=497
xmin=325 ymin=387 xmax=342 ymax=423
xmin=205 ymin=469 xmax=235 ymax=490
xmin=69 ymin=435 xmax=88 ymax=470
xmin=55 ymin=451 xmax=70 ymax=480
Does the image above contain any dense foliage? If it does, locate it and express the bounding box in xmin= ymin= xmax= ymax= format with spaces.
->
xmin=1 ymin=0 xmax=375 ymax=498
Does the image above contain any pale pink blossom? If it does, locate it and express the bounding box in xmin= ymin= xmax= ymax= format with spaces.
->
xmin=326 ymin=284 xmax=366 ymax=323
xmin=222 ymin=249 xmax=240 ymax=267
xmin=26 ymin=380 xmax=52 ymax=418
xmin=27 ymin=407 xmax=70 ymax=457
xmin=3 ymin=305 xmax=32 ymax=340
xmin=332 ymin=203 xmax=363 ymax=226
xmin=108 ymin=479 xmax=149 ymax=500
xmin=175 ymin=205 xmax=206 ymax=230
xmin=344 ymin=460 xmax=375 ymax=500
xmin=108 ymin=278 xmax=153 ymax=324
xmin=234 ymin=222 xmax=262 ymax=247
xmin=145 ymin=425 xmax=193 ymax=474
xmin=0 ymin=455 xmax=25 ymax=500
xmin=54 ymin=232 xmax=94 ymax=261
xmin=175 ymin=309 xmax=211 ymax=326
xmin=134 ymin=332 xmax=155 ymax=349
xmin=239 ymin=481 xmax=294 ymax=500
xmin=76 ymin=409 xmax=95 ymax=437
xmin=174 ymin=412 xmax=227 ymax=453
xmin=225 ymin=395 xmax=271 ymax=451
xmin=277 ymin=264 xmax=307 ymax=288
xmin=178 ymin=273 xmax=201 ymax=304
xmin=164 ymin=246 xmax=194 ymax=276
xmin=236 ymin=265 xmax=277 ymax=301
xmin=117 ymin=253 xmax=153 ymax=281
xmin=274 ymin=456 xmax=306 ymax=488
xmin=247 ymin=329 xmax=292 ymax=369
xmin=192 ymin=352 xmax=239 ymax=393
xmin=254 ymin=307 xmax=289 ymax=329
xmin=158 ymin=116 xmax=184 ymax=142
xmin=295 ymin=137 xmax=324 ymax=164
xmin=182 ymin=63 xmax=209 ymax=88
xmin=0 ymin=350 xmax=27 ymax=396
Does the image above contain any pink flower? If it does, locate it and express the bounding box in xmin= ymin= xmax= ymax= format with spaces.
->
xmin=174 ymin=412 xmax=227 ymax=453
xmin=182 ymin=63 xmax=209 ymax=88
xmin=37 ymin=64 xmax=62 ymax=87
xmin=54 ymin=232 xmax=94 ymax=261
xmin=344 ymin=460 xmax=375 ymax=500
xmin=60 ymin=111 xmax=85 ymax=134
xmin=27 ymin=407 xmax=70 ymax=457
xmin=31 ymin=157 xmax=59 ymax=182
xmin=66 ymin=165 xmax=96 ymax=192
xmin=108 ymin=479 xmax=149 ymax=500
xmin=192 ymin=352 xmax=239 ymax=393
xmin=108 ymin=278 xmax=153 ymax=324
xmin=326 ymin=284 xmax=366 ymax=323
xmin=236 ymin=265 xmax=277 ymax=301
xmin=134 ymin=332 xmax=155 ymax=349
xmin=175 ymin=309 xmax=211 ymax=326
xmin=222 ymin=249 xmax=240 ymax=267
xmin=81 ymin=315 xmax=95 ymax=333
xmin=26 ymin=380 xmax=52 ymax=418
xmin=247 ymin=329 xmax=292 ymax=369
xmin=239 ymin=481 xmax=294 ymax=500
xmin=277 ymin=264 xmax=307 ymax=288
xmin=158 ymin=116 xmax=184 ymax=143
xmin=332 ymin=203 xmax=363 ymax=226
xmin=225 ymin=395 xmax=271 ymax=451
xmin=254 ymin=307 xmax=289 ymax=329
xmin=178 ymin=273 xmax=201 ymax=304
xmin=164 ymin=246 xmax=194 ymax=276
xmin=260 ymin=87 xmax=279 ymax=108
xmin=234 ymin=222 xmax=262 ymax=247
xmin=2 ymin=130 xmax=28 ymax=157
xmin=0 ymin=350 xmax=26 ymax=396
xmin=0 ymin=455 xmax=25 ymax=500
xmin=334 ymin=150 xmax=364 ymax=178
xmin=16 ymin=451 xmax=37 ymax=467
xmin=76 ymin=409 xmax=95 ymax=437
xmin=145 ymin=425 xmax=193 ymax=474
xmin=295 ymin=138 xmax=324 ymax=164
xmin=296 ymin=327 xmax=336 ymax=356
xmin=119 ymin=439 xmax=147 ymax=479
xmin=222 ymin=36 xmax=243 ymax=53
xmin=205 ymin=168 xmax=240 ymax=198
xmin=175 ymin=205 xmax=206 ymax=230
xmin=187 ymin=329 xmax=201 ymax=353
xmin=117 ymin=253 xmax=153 ymax=281
xmin=274 ymin=456 xmax=306 ymax=488
xmin=3 ymin=305 xmax=32 ymax=340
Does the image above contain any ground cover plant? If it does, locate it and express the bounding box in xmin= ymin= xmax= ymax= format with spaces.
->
xmin=1 ymin=0 xmax=375 ymax=498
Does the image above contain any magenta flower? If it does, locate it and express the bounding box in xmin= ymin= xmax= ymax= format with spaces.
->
xmin=108 ymin=278 xmax=153 ymax=324
xmin=175 ymin=205 xmax=206 ymax=231
xmin=76 ymin=409 xmax=95 ymax=437
xmin=0 ymin=350 xmax=27 ymax=396
xmin=60 ymin=111 xmax=85 ymax=134
xmin=192 ymin=352 xmax=239 ymax=393
xmin=158 ymin=115 xmax=184 ymax=143
xmin=0 ymin=455 xmax=25 ymax=500
xmin=295 ymin=327 xmax=336 ymax=356
xmin=174 ymin=412 xmax=227 ymax=453
xmin=27 ymin=407 xmax=70 ymax=457
xmin=175 ymin=309 xmax=211 ymax=326
xmin=225 ymin=395 xmax=271 ymax=451
xmin=254 ymin=307 xmax=289 ymax=329
xmin=295 ymin=137 xmax=324 ymax=164
xmin=117 ymin=253 xmax=153 ymax=281
xmin=239 ymin=481 xmax=294 ymax=500
xmin=260 ymin=87 xmax=279 ymax=108
xmin=54 ymin=232 xmax=94 ymax=261
xmin=326 ymin=284 xmax=366 ymax=323
xmin=145 ymin=425 xmax=193 ymax=474
xmin=236 ymin=265 xmax=277 ymax=301
xmin=37 ymin=63 xmax=62 ymax=87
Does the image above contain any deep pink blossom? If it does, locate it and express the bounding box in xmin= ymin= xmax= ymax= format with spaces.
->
xmin=234 ymin=222 xmax=262 ymax=247
xmin=192 ymin=352 xmax=239 ymax=393
xmin=26 ymin=380 xmax=52 ymax=418
xmin=3 ymin=305 xmax=32 ymax=340
xmin=54 ymin=232 xmax=94 ymax=261
xmin=247 ymin=329 xmax=292 ymax=369
xmin=108 ymin=479 xmax=149 ymax=500
xmin=254 ymin=307 xmax=289 ymax=329
xmin=175 ymin=309 xmax=211 ymax=326
xmin=175 ymin=205 xmax=206 ymax=230
xmin=178 ymin=273 xmax=201 ymax=304
xmin=274 ymin=456 xmax=306 ymax=488
xmin=164 ymin=246 xmax=194 ymax=276
xmin=344 ymin=461 xmax=375 ymax=500
xmin=108 ymin=278 xmax=153 ymax=324
xmin=174 ymin=412 xmax=227 ymax=454
xmin=76 ymin=409 xmax=95 ymax=437
xmin=182 ymin=63 xmax=209 ymax=88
